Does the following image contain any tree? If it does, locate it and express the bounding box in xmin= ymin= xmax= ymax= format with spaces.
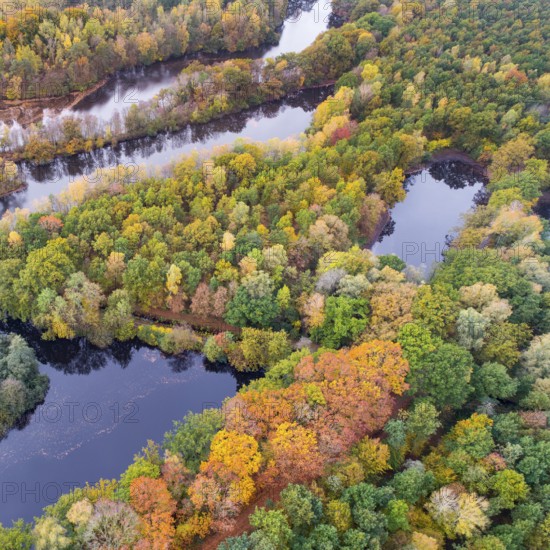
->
xmin=522 ymin=333 xmax=550 ymax=379
xmin=280 ymin=484 xmax=323 ymax=534
xmin=83 ymin=499 xmax=139 ymax=549
xmin=0 ymin=333 xmax=48 ymax=437
xmin=490 ymin=470 xmax=529 ymax=510
xmin=374 ymin=168 xmax=406 ymax=207
xmin=427 ymin=486 xmax=489 ymax=539
xmin=403 ymin=401 xmax=441 ymax=456
xmin=456 ymin=308 xmax=489 ymax=351
xmin=310 ymin=295 xmax=368 ymax=348
xmin=0 ymin=520 xmax=32 ymax=550
xmin=340 ymin=483 xmax=389 ymax=543
xmin=477 ymin=322 xmax=531 ymax=369
xmin=33 ymin=517 xmax=71 ymax=550
xmin=66 ymin=499 xmax=93 ymax=528
xmin=406 ymin=342 xmax=474 ymax=410
xmin=190 ymin=430 xmax=262 ymax=526
xmin=353 ymin=436 xmax=391 ymax=479
xmin=472 ymin=362 xmax=518 ymax=400
xmin=443 ymin=414 xmax=494 ymax=460
xmin=268 ymin=422 xmax=324 ymax=483
xmin=235 ymin=328 xmax=291 ymax=372
xmin=130 ymin=477 xmax=176 ymax=548
xmin=103 ymin=290 xmax=136 ymax=342
xmin=225 ymin=272 xmax=280 ymax=328
xmin=412 ymin=285 xmax=458 ymax=338
xmin=389 ymin=466 xmax=435 ymax=505
xmin=190 ymin=282 xmax=212 ymax=316
xmin=248 ymin=509 xmax=292 ymax=550
xmin=118 ymin=456 xmax=161 ymax=501
xmin=385 ymin=499 xmax=410 ymax=532
xmin=364 ymin=282 xmax=416 ymax=341
xmin=163 ymin=409 xmax=223 ymax=473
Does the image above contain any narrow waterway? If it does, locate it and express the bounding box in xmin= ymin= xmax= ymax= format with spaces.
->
xmin=0 ymin=3 xmax=502 ymax=530
xmin=0 ymin=2 xmax=331 ymax=526
xmin=69 ymin=0 xmax=331 ymax=124
xmin=0 ymin=1 xmax=331 ymax=215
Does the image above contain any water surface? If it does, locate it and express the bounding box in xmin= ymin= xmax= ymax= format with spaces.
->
xmin=373 ymin=161 xmax=486 ymax=267
xmin=0 ymin=323 xmax=249 ymax=524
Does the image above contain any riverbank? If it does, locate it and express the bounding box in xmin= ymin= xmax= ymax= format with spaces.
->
xmin=405 ymin=148 xmax=488 ymax=178
xmin=0 ymin=82 xmax=333 ymax=192
xmin=0 ymin=78 xmax=109 ymax=126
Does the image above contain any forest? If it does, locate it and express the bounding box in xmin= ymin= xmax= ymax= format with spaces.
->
xmin=0 ymin=333 xmax=48 ymax=438
xmin=5 ymin=15 xmax=376 ymax=163
xmin=0 ymin=0 xmax=288 ymax=99
xmin=0 ymin=0 xmax=548 ymax=548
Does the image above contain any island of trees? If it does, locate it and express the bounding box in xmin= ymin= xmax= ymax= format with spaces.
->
xmin=0 ymin=0 xmax=288 ymax=100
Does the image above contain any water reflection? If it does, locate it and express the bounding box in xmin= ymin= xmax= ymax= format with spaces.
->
xmin=373 ymin=160 xmax=487 ymax=267
xmin=72 ymin=0 xmax=330 ymax=123
xmin=0 ymin=88 xmax=331 ymax=214
xmin=0 ymin=319 xmax=257 ymax=524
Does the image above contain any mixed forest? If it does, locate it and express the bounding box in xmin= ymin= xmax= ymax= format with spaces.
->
xmin=0 ymin=0 xmax=549 ymax=548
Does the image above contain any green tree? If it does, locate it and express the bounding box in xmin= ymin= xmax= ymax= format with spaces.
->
xmin=163 ymin=409 xmax=223 ymax=472
xmin=249 ymin=509 xmax=292 ymax=550
xmin=490 ymin=470 xmax=529 ymax=510
xmin=310 ymin=296 xmax=368 ymax=348
xmin=406 ymin=342 xmax=474 ymax=409
xmin=0 ymin=520 xmax=32 ymax=549
xmin=280 ymin=484 xmax=323 ymax=534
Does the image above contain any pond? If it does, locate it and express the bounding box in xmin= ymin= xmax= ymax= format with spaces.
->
xmin=373 ymin=160 xmax=487 ymax=268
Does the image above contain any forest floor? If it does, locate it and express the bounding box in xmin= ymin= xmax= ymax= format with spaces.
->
xmin=137 ymin=308 xmax=242 ymax=335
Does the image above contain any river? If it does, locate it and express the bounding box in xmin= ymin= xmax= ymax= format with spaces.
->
xmin=70 ymin=0 xmax=333 ymax=124
xmin=0 ymin=322 xmax=255 ymax=525
xmin=0 ymin=159 xmax=489 ymax=525
xmin=0 ymin=1 xmax=332 ymax=526
xmin=0 ymin=1 xmax=331 ymax=216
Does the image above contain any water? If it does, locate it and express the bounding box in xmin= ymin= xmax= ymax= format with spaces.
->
xmin=70 ymin=1 xmax=331 ymax=124
xmin=0 ymin=161 xmax=489 ymax=525
xmin=0 ymin=0 xmax=331 ymax=215
xmin=0 ymin=2 xmax=333 ymax=525
xmin=0 ymin=323 xmax=252 ymax=524
xmin=262 ymin=1 xmax=332 ymax=58
xmin=1 ymin=89 xmax=330 ymax=214
xmin=0 ymin=4 xmax=495 ymax=528
xmin=373 ymin=160 xmax=487 ymax=267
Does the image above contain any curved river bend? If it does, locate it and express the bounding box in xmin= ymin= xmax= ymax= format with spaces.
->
xmin=0 ymin=3 xmax=504 ymax=528
xmin=0 ymin=160 xmax=488 ymax=524
xmin=0 ymin=0 xmax=332 ymax=215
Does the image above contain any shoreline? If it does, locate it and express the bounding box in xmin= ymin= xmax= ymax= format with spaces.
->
xmin=0 ymin=84 xmax=334 ymax=202
xmin=0 ymin=41 xmax=287 ymax=127
xmin=371 ymin=150 xmax=489 ymax=249
xmin=405 ymin=148 xmax=488 ymax=178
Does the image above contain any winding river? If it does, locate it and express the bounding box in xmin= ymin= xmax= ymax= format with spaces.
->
xmin=0 ymin=0 xmax=332 ymax=215
xmin=0 ymin=1 xmax=508 ymax=528
xmin=0 ymin=1 xmax=332 ymax=525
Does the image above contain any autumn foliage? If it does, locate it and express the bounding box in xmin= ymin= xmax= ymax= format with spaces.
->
xmin=130 ymin=476 xmax=177 ymax=549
